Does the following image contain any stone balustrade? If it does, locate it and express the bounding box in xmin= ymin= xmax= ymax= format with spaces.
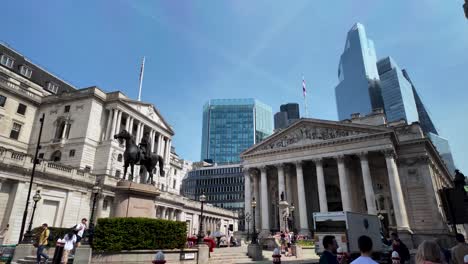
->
xmin=0 ymin=75 xmax=42 ymax=103
xmin=0 ymin=147 xmax=96 ymax=185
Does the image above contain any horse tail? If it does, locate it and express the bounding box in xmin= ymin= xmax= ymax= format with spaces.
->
xmin=158 ymin=155 xmax=165 ymax=176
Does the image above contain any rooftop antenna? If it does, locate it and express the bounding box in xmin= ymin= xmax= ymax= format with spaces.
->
xmin=138 ymin=56 xmax=145 ymax=101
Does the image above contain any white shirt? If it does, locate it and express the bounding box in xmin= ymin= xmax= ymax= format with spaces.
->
xmin=76 ymin=223 xmax=86 ymax=237
xmin=62 ymin=234 xmax=77 ymax=250
xmin=351 ymin=256 xmax=378 ymax=264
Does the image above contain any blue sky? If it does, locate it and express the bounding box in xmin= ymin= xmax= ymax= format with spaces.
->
xmin=3 ymin=1 xmax=468 ymax=173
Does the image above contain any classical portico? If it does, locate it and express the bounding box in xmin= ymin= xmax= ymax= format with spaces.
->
xmin=241 ymin=116 xmax=453 ymax=242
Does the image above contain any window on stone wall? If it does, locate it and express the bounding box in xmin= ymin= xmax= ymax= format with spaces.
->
xmin=117 ymin=154 xmax=123 ymax=162
xmin=38 ymin=153 xmax=44 ymax=159
xmin=116 ymin=170 xmax=121 ymax=178
xmin=69 ymin=149 xmax=75 ymax=157
xmin=50 ymin=150 xmax=62 ymax=162
xmin=103 ymin=199 xmax=109 ymax=210
xmin=0 ymin=54 xmax=14 ymax=68
xmin=64 ymin=105 xmax=70 ymax=113
xmin=0 ymin=95 xmax=6 ymax=107
xmin=20 ymin=65 xmax=33 ymax=78
xmin=9 ymin=122 xmax=22 ymax=140
xmin=17 ymin=103 xmax=27 ymax=115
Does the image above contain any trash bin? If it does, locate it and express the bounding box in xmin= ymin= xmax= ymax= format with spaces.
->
xmin=52 ymin=241 xmax=65 ymax=264
xmin=0 ymin=244 xmax=16 ymax=264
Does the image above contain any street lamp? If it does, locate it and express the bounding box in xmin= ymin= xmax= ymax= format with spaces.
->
xmin=251 ymin=197 xmax=257 ymax=244
xmin=197 ymin=193 xmax=206 ymax=244
xmin=87 ymin=184 xmax=101 ymax=245
xmin=22 ymin=190 xmax=42 ymax=243
xmin=289 ymin=203 xmax=295 ymax=233
xmin=245 ymin=213 xmax=251 ymax=241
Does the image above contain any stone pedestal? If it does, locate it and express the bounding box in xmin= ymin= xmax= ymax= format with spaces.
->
xmin=12 ymin=243 xmax=35 ymax=262
xmin=197 ymin=243 xmax=209 ymax=264
xmin=114 ymin=181 xmax=160 ymax=217
xmin=278 ymin=201 xmax=289 ymax=232
xmin=74 ymin=244 xmax=92 ymax=264
xmin=247 ymin=243 xmax=263 ymax=261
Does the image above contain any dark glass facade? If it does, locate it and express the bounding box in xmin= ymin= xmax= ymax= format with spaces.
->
xmin=275 ymin=103 xmax=300 ymax=130
xmin=200 ymin=99 xmax=273 ymax=164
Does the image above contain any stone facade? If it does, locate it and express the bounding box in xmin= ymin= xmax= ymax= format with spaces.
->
xmin=0 ymin=44 xmax=237 ymax=244
xmin=241 ymin=112 xmax=454 ymax=244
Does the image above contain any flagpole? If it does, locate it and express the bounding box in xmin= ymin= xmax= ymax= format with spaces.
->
xmin=138 ymin=56 xmax=145 ymax=101
xmin=302 ymin=76 xmax=309 ymax=118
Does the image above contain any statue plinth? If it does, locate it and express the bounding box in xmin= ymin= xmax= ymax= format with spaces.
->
xmin=279 ymin=201 xmax=289 ymax=232
xmin=114 ymin=181 xmax=161 ymax=218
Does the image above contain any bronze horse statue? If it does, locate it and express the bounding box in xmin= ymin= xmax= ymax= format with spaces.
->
xmin=113 ymin=130 xmax=165 ymax=184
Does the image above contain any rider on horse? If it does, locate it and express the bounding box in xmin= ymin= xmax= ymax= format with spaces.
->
xmin=138 ymin=132 xmax=152 ymax=163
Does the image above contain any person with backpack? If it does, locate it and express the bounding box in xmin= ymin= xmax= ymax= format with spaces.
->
xmin=391 ymin=233 xmax=410 ymax=264
xmin=61 ymin=232 xmax=77 ymax=264
xmin=36 ymin=223 xmax=50 ymax=264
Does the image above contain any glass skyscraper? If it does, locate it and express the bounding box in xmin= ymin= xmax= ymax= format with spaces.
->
xmin=377 ymin=57 xmax=419 ymax=124
xmin=335 ymin=23 xmax=384 ymax=121
xmin=201 ymin=98 xmax=273 ymax=164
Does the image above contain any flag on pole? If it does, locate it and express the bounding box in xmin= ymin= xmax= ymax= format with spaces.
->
xmin=302 ymin=76 xmax=307 ymax=98
xmin=137 ymin=56 xmax=145 ymax=101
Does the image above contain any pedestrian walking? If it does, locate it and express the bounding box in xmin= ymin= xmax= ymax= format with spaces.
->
xmin=435 ymin=238 xmax=451 ymax=264
xmin=36 ymin=223 xmax=50 ymax=264
xmin=351 ymin=235 xmax=378 ymax=264
xmin=227 ymin=228 xmax=233 ymax=248
xmin=74 ymin=218 xmax=87 ymax=247
xmin=452 ymin=234 xmax=468 ymax=264
xmin=61 ymin=232 xmax=77 ymax=264
xmin=319 ymin=235 xmax=339 ymax=264
xmin=391 ymin=233 xmax=410 ymax=264
xmin=416 ymin=240 xmax=442 ymax=264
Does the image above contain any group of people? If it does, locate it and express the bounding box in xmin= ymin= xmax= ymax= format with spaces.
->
xmin=319 ymin=233 xmax=468 ymax=264
xmin=36 ymin=217 xmax=88 ymax=264
xmin=279 ymin=231 xmax=296 ymax=256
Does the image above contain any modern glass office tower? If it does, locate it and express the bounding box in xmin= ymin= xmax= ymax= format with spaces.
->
xmin=201 ymin=98 xmax=273 ymax=164
xmin=274 ymin=103 xmax=300 ymax=130
xmin=377 ymin=57 xmax=419 ymax=124
xmin=335 ymin=23 xmax=384 ymax=120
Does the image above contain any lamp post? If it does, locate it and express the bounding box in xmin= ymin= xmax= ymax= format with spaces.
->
xmin=19 ymin=113 xmax=45 ymax=243
xmin=251 ymin=197 xmax=257 ymax=244
xmin=22 ymin=190 xmax=42 ymax=243
xmin=197 ymin=193 xmax=206 ymax=244
xmin=289 ymin=203 xmax=295 ymax=233
xmin=88 ymin=184 xmax=101 ymax=245
xmin=245 ymin=213 xmax=251 ymax=242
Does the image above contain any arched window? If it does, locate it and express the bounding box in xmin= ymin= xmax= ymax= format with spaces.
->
xmin=50 ymin=150 xmax=62 ymax=162
xmin=117 ymin=154 xmax=123 ymax=162
xmin=115 ymin=170 xmax=121 ymax=178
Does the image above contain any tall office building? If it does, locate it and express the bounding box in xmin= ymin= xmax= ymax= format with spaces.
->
xmin=335 ymin=23 xmax=384 ymax=121
xmin=274 ymin=103 xmax=300 ymax=130
xmin=335 ymin=23 xmax=456 ymax=174
xmin=200 ymin=98 xmax=273 ymax=164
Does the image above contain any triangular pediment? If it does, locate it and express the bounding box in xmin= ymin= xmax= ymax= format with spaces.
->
xmin=123 ymin=100 xmax=173 ymax=134
xmin=242 ymin=118 xmax=391 ymax=156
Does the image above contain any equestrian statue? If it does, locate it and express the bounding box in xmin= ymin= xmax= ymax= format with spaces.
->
xmin=114 ymin=130 xmax=165 ymax=184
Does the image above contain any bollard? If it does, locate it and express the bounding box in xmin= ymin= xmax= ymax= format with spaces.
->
xmin=272 ymin=247 xmax=281 ymax=264
xmin=152 ymin=250 xmax=166 ymax=264
xmin=464 ymin=254 xmax=468 ymax=264
xmin=392 ymin=251 xmax=400 ymax=264
xmin=52 ymin=241 xmax=65 ymax=264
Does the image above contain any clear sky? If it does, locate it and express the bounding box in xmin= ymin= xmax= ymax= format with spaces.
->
xmin=3 ymin=1 xmax=467 ymax=173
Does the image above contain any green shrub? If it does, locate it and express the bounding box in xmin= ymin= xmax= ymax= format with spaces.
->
xmin=32 ymin=226 xmax=72 ymax=248
xmin=296 ymin=239 xmax=315 ymax=247
xmin=93 ymin=217 xmax=187 ymax=252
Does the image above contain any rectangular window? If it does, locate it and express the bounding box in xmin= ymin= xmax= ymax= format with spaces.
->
xmin=20 ymin=65 xmax=33 ymax=78
xmin=64 ymin=105 xmax=70 ymax=113
xmin=17 ymin=103 xmax=27 ymax=115
xmin=69 ymin=149 xmax=75 ymax=157
xmin=173 ymin=179 xmax=176 ymax=189
xmin=46 ymin=82 xmax=59 ymax=94
xmin=9 ymin=122 xmax=22 ymax=140
xmin=38 ymin=153 xmax=44 ymax=159
xmin=0 ymin=95 xmax=6 ymax=107
xmin=0 ymin=54 xmax=14 ymax=68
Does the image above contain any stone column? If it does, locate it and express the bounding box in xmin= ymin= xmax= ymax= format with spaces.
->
xmin=337 ymin=155 xmax=352 ymax=212
xmin=244 ymin=169 xmax=252 ymax=231
xmin=358 ymin=152 xmax=377 ymax=214
xmin=150 ymin=130 xmax=155 ymax=152
xmin=128 ymin=117 xmax=134 ymax=135
xmin=156 ymin=134 xmax=162 ymax=156
xmin=165 ymin=139 xmax=172 ymax=163
xmin=115 ymin=110 xmax=123 ymax=133
xmin=383 ymin=150 xmax=409 ymax=229
xmin=252 ymin=171 xmax=260 ymax=233
xmin=295 ymin=161 xmax=309 ymax=234
xmin=161 ymin=206 xmax=167 ymax=219
xmin=260 ymin=166 xmax=269 ymax=232
xmin=105 ymin=108 xmax=114 ymax=140
xmin=125 ymin=116 xmax=131 ymax=132
xmin=315 ymin=158 xmax=328 ymax=212
xmin=285 ymin=165 xmax=293 ymax=203
xmin=277 ymin=164 xmax=285 ymax=202
xmin=110 ymin=109 xmax=118 ymax=140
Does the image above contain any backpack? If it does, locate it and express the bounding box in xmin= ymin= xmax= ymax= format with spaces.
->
xmin=47 ymin=230 xmax=53 ymax=242
xmin=399 ymin=241 xmax=410 ymax=261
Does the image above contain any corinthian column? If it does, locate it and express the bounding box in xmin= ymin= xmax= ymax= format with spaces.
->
xmin=383 ymin=150 xmax=409 ymax=229
xmin=260 ymin=166 xmax=269 ymax=231
xmin=358 ymin=152 xmax=377 ymax=214
xmin=244 ymin=169 xmax=252 ymax=231
xmin=337 ymin=155 xmax=352 ymax=212
xmin=314 ymin=158 xmax=328 ymax=212
xmin=277 ymin=164 xmax=285 ymax=202
xmin=295 ymin=161 xmax=309 ymax=234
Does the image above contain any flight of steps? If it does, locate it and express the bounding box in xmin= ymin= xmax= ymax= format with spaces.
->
xmin=13 ymin=255 xmax=73 ymax=264
xmin=208 ymin=246 xmax=259 ymax=264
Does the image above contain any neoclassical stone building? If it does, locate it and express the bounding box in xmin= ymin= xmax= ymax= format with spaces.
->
xmin=0 ymin=43 xmax=237 ymax=244
xmin=241 ymin=111 xmax=454 ymax=243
